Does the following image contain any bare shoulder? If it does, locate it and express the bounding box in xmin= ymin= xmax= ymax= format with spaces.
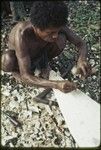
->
xmin=9 ymin=21 xmax=31 ymax=37
xmin=8 ymin=21 xmax=31 ymax=49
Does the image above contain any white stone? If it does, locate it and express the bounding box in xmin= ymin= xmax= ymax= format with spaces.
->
xmin=2 ymin=90 xmax=11 ymax=96
xmin=9 ymin=100 xmax=19 ymax=109
xmin=29 ymin=106 xmax=39 ymax=113
xmin=49 ymin=70 xmax=100 ymax=147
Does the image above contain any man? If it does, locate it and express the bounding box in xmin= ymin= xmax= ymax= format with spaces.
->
xmin=2 ymin=1 xmax=91 ymax=93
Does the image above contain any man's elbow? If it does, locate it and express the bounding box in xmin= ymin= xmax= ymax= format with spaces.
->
xmin=76 ymin=40 xmax=86 ymax=48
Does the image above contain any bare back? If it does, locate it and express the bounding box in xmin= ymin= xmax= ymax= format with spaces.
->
xmin=8 ymin=21 xmax=49 ymax=60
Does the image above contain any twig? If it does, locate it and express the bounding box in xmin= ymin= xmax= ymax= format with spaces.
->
xmin=1 ymin=110 xmax=22 ymax=128
xmin=34 ymin=97 xmax=58 ymax=106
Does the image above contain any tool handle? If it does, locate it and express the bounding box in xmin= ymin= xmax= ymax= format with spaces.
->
xmin=36 ymin=88 xmax=52 ymax=99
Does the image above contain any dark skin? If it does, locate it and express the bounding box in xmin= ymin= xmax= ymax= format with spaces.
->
xmin=2 ymin=21 xmax=91 ymax=93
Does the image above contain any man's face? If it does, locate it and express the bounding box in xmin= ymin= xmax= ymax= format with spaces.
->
xmin=33 ymin=26 xmax=62 ymax=42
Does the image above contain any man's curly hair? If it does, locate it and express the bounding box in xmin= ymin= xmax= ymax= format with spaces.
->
xmin=30 ymin=1 xmax=68 ymax=30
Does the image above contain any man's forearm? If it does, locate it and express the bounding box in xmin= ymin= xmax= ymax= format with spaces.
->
xmin=77 ymin=41 xmax=88 ymax=61
xmin=61 ymin=26 xmax=88 ymax=60
xmin=21 ymin=73 xmax=58 ymax=89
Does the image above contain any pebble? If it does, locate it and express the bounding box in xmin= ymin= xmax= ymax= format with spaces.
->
xmin=64 ymin=130 xmax=71 ymax=137
xmin=86 ymin=92 xmax=90 ymax=96
xmin=92 ymin=75 xmax=97 ymax=80
xmin=96 ymin=55 xmax=99 ymax=58
xmin=2 ymin=90 xmax=11 ymax=96
xmin=9 ymin=100 xmax=19 ymax=109
xmin=23 ymin=110 xmax=33 ymax=118
xmin=2 ymin=34 xmax=5 ymax=38
xmin=89 ymin=59 xmax=95 ymax=66
xmin=34 ymin=128 xmax=39 ymax=135
xmin=81 ymin=84 xmax=84 ymax=88
xmin=29 ymin=106 xmax=39 ymax=113
xmin=56 ymin=115 xmax=63 ymax=126
xmin=1 ymin=71 xmax=5 ymax=75
xmin=35 ymin=121 xmax=41 ymax=129
xmin=91 ymin=47 xmax=96 ymax=51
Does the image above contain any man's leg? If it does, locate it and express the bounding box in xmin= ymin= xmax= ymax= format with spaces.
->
xmin=1 ymin=50 xmax=18 ymax=72
xmin=38 ymin=49 xmax=50 ymax=79
xmin=1 ymin=50 xmax=22 ymax=82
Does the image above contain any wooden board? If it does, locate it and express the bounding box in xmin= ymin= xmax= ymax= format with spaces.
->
xmin=49 ymin=70 xmax=100 ymax=147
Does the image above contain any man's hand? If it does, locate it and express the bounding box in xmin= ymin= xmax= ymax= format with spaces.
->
xmin=57 ymin=80 xmax=77 ymax=93
xmin=76 ymin=59 xmax=92 ymax=78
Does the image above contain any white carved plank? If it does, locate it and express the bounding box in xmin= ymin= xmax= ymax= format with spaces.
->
xmin=49 ymin=70 xmax=100 ymax=147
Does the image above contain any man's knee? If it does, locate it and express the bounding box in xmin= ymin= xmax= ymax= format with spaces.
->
xmin=1 ymin=50 xmax=18 ymax=72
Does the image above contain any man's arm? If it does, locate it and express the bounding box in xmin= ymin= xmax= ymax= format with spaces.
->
xmin=62 ymin=26 xmax=91 ymax=77
xmin=14 ymin=25 xmax=76 ymax=92
xmin=62 ymin=26 xmax=87 ymax=59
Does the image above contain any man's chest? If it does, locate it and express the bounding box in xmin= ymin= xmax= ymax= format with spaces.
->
xmin=28 ymin=40 xmax=48 ymax=59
